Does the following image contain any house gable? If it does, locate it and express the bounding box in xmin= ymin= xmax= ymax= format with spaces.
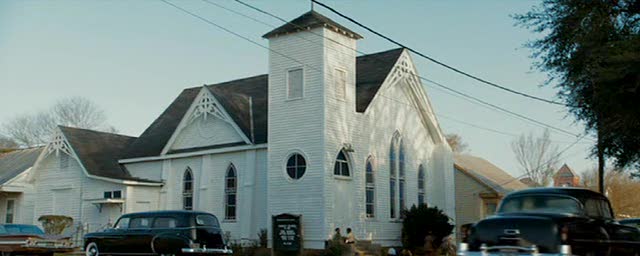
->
xmin=162 ymin=87 xmax=252 ymax=154
xmin=28 ymin=127 xmax=160 ymax=186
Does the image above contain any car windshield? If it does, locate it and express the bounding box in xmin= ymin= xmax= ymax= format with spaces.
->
xmin=0 ymin=225 xmax=45 ymax=235
xmin=498 ymin=195 xmax=581 ymax=215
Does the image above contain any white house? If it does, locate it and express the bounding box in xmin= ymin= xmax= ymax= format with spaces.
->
xmin=26 ymin=127 xmax=162 ymax=232
xmin=19 ymin=10 xmax=455 ymax=249
xmin=0 ymin=147 xmax=42 ymax=225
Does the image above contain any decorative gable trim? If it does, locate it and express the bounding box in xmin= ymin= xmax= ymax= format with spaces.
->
xmin=368 ymin=50 xmax=446 ymax=144
xmin=160 ymin=87 xmax=252 ymax=155
xmin=188 ymin=90 xmax=233 ymax=126
xmin=45 ymin=130 xmax=75 ymax=158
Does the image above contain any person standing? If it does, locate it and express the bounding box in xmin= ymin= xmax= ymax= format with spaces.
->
xmin=345 ymin=228 xmax=356 ymax=255
xmin=345 ymin=228 xmax=356 ymax=244
xmin=332 ymin=227 xmax=342 ymax=242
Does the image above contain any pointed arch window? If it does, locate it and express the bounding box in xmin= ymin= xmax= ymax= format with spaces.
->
xmin=399 ymin=140 xmax=406 ymax=213
xmin=225 ymin=165 xmax=237 ymax=220
xmin=183 ymin=168 xmax=193 ymax=211
xmin=389 ymin=134 xmax=399 ymax=219
xmin=334 ymin=150 xmax=350 ymax=177
xmin=365 ymin=157 xmax=375 ymax=218
xmin=418 ymin=164 xmax=425 ymax=205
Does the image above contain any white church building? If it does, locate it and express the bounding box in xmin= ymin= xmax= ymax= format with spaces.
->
xmin=8 ymin=11 xmax=455 ymax=249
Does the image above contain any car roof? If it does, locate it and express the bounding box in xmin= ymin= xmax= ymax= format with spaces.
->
xmin=0 ymin=224 xmax=39 ymax=227
xmin=619 ymin=218 xmax=640 ymax=223
xmin=119 ymin=210 xmax=214 ymax=218
xmin=505 ymin=187 xmax=607 ymax=200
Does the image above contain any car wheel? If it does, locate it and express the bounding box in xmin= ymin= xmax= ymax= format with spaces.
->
xmin=85 ymin=242 xmax=100 ymax=256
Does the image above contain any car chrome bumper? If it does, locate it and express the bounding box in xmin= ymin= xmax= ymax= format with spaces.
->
xmin=457 ymin=243 xmax=572 ymax=256
xmin=181 ymin=247 xmax=233 ymax=254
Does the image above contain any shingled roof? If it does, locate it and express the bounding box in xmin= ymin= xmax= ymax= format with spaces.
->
xmin=454 ymin=154 xmax=529 ymax=195
xmin=124 ymin=48 xmax=405 ymax=159
xmin=60 ymin=126 xmax=159 ymax=183
xmin=0 ymin=147 xmax=43 ymax=185
xmin=124 ymin=88 xmax=200 ymax=159
xmin=263 ymin=10 xmax=362 ymax=39
xmin=356 ymin=48 xmax=404 ymax=112
xmin=207 ymin=74 xmax=268 ymax=145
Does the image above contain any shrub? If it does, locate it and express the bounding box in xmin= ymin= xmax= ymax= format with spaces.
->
xmin=323 ymin=239 xmax=350 ymax=256
xmin=401 ymin=204 xmax=454 ymax=250
xmin=37 ymin=215 xmax=73 ymax=235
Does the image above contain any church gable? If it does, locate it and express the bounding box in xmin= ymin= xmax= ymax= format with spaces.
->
xmin=164 ymin=87 xmax=251 ymax=154
xmin=368 ymin=50 xmax=446 ymax=144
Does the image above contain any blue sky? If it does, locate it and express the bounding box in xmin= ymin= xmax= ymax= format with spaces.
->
xmin=0 ymin=0 xmax=596 ymax=177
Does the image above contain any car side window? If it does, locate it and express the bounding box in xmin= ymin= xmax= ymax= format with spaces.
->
xmin=196 ymin=214 xmax=220 ymax=227
xmin=115 ymin=217 xmax=130 ymax=229
xmin=584 ymin=199 xmax=613 ymax=219
xmin=153 ymin=217 xmax=177 ymax=228
xmin=129 ymin=217 xmax=151 ymax=229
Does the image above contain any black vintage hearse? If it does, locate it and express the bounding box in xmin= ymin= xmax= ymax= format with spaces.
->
xmin=84 ymin=210 xmax=232 ymax=256
xmin=459 ymin=188 xmax=640 ymax=256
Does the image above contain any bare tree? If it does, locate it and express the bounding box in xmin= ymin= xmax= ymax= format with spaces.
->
xmin=2 ymin=97 xmax=114 ymax=147
xmin=582 ymin=168 xmax=640 ymax=218
xmin=446 ymin=133 xmax=468 ymax=153
xmin=51 ymin=97 xmax=107 ymax=129
xmin=511 ymin=129 xmax=560 ymax=187
xmin=0 ymin=134 xmax=17 ymax=150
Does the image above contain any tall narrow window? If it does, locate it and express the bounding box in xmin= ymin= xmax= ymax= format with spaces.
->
xmin=287 ymin=68 xmax=303 ymax=99
xmin=183 ymin=168 xmax=193 ymax=210
xmin=418 ymin=165 xmax=425 ymax=205
xmin=5 ymin=200 xmax=14 ymax=224
xmin=334 ymin=150 xmax=350 ymax=176
xmin=334 ymin=69 xmax=346 ymax=100
xmin=225 ymin=165 xmax=237 ymax=220
xmin=365 ymin=158 xmax=375 ymax=218
xmin=389 ymin=137 xmax=397 ymax=219
xmin=399 ymin=140 xmax=406 ymax=214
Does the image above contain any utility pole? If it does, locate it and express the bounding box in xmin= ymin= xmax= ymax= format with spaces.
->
xmin=597 ymin=118 xmax=605 ymax=194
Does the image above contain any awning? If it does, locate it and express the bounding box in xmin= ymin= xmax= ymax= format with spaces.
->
xmin=88 ymin=198 xmax=125 ymax=212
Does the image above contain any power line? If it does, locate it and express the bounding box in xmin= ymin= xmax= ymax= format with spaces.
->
xmin=420 ymin=77 xmax=582 ymax=138
xmin=310 ymin=0 xmax=570 ymax=107
xmin=375 ymin=93 xmax=591 ymax=145
xmin=457 ymin=134 xmax=588 ymax=195
xmin=165 ymin=0 xmax=588 ymax=143
xmin=158 ymin=1 xmax=595 ymax=203
xmin=229 ymin=0 xmax=589 ymax=141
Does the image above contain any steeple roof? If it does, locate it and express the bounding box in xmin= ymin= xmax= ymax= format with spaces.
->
xmin=263 ymin=10 xmax=362 ymax=39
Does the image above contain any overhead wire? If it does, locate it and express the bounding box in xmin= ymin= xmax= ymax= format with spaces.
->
xmin=229 ymin=0 xmax=591 ymax=141
xmin=159 ymin=0 xmax=595 ymax=206
xmin=310 ymin=0 xmax=570 ymax=107
xmin=159 ymin=0 xmax=592 ymax=169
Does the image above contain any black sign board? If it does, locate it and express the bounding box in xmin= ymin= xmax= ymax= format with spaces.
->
xmin=272 ymin=214 xmax=302 ymax=252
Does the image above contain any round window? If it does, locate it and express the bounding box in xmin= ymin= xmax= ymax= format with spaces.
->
xmin=286 ymin=153 xmax=306 ymax=180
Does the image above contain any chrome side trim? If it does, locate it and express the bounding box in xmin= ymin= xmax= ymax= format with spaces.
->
xmin=181 ymin=247 xmax=233 ymax=254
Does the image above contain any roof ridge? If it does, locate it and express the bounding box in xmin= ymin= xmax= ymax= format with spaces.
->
xmin=58 ymin=125 xmax=137 ymax=139
xmin=206 ymin=74 xmax=268 ymax=88
xmin=263 ymin=10 xmax=362 ymax=39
